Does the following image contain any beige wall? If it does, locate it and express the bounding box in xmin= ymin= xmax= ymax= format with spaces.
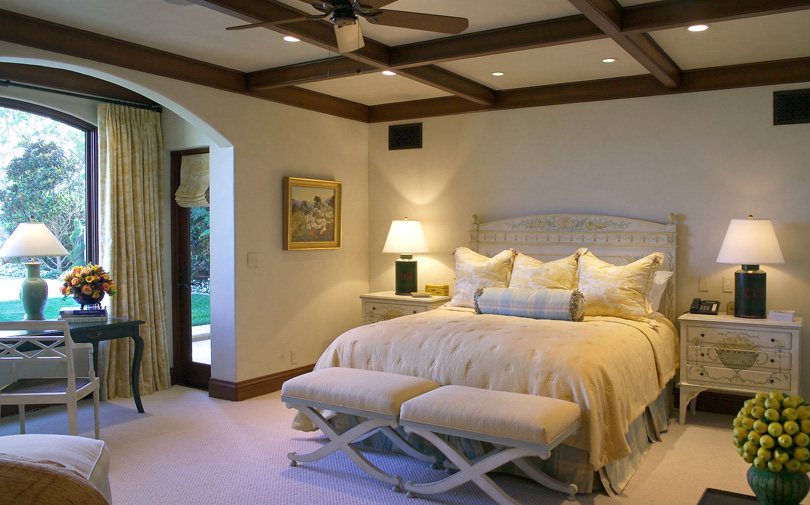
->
xmin=368 ymin=84 xmax=810 ymax=396
xmin=1 ymin=43 xmax=370 ymax=385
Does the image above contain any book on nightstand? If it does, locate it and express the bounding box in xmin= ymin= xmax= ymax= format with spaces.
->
xmin=768 ymin=310 xmax=795 ymax=322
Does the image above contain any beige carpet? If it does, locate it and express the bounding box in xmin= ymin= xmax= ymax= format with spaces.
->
xmin=1 ymin=386 xmax=806 ymax=505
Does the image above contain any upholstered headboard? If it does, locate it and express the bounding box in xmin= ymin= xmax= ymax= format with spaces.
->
xmin=469 ymin=213 xmax=678 ymax=321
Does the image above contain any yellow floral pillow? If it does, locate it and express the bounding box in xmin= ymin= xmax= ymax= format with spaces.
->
xmin=450 ymin=247 xmax=516 ymax=308
xmin=577 ymin=251 xmax=664 ymax=322
xmin=508 ymin=248 xmax=587 ymax=290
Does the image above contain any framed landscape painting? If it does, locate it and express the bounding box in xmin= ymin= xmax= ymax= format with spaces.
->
xmin=283 ymin=177 xmax=342 ymax=250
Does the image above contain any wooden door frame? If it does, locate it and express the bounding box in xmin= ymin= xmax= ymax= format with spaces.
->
xmin=170 ymin=147 xmax=210 ymax=388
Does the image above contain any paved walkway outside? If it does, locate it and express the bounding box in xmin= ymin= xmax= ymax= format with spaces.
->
xmin=0 ymin=276 xmax=64 ymax=301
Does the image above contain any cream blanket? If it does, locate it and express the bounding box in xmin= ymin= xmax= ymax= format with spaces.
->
xmin=293 ymin=307 xmax=677 ymax=470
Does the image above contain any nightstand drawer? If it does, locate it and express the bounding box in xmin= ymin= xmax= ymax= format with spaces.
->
xmin=685 ymin=363 xmax=791 ymax=390
xmin=686 ymin=345 xmax=792 ymax=371
xmin=685 ymin=325 xmax=793 ymax=350
xmin=365 ymin=302 xmax=426 ymax=323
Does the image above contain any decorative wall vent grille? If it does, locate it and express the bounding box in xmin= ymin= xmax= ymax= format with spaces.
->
xmin=774 ymin=89 xmax=810 ymax=125
xmin=389 ymin=123 xmax=422 ymax=150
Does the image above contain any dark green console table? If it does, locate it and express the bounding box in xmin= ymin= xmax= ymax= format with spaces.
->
xmin=65 ymin=317 xmax=146 ymax=413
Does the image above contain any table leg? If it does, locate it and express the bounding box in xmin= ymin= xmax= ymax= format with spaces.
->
xmin=91 ymin=342 xmax=99 ymax=378
xmin=131 ymin=334 xmax=145 ymax=413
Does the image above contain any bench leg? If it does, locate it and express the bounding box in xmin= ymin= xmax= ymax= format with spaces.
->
xmin=404 ymin=427 xmax=565 ymax=505
xmin=512 ymin=457 xmax=578 ymax=501
xmin=286 ymin=404 xmax=403 ymax=492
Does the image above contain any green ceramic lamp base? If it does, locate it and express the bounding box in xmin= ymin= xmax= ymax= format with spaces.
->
xmin=20 ymin=262 xmax=48 ymax=320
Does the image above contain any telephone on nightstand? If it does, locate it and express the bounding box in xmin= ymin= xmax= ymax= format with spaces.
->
xmin=690 ymin=298 xmax=720 ymax=315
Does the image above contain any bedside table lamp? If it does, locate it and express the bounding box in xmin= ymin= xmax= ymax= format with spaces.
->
xmin=0 ymin=221 xmax=68 ymax=320
xmin=382 ymin=218 xmax=429 ymax=295
xmin=716 ymin=216 xmax=784 ymax=318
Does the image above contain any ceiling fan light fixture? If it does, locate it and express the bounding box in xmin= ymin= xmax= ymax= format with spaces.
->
xmin=687 ymin=24 xmax=710 ymax=32
xmin=283 ymin=35 xmax=300 ymax=42
xmin=491 ymin=72 xmax=504 ymax=77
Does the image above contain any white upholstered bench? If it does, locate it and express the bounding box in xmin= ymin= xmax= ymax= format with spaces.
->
xmin=280 ymin=367 xmax=440 ymax=491
xmin=399 ymin=385 xmax=582 ymax=504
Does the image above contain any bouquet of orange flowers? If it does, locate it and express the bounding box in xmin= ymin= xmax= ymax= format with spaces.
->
xmin=61 ymin=263 xmax=116 ymax=303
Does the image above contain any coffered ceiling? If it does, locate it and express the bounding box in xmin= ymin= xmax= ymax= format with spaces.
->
xmin=1 ymin=0 xmax=809 ymax=123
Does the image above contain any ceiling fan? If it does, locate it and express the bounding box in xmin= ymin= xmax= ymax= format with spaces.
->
xmin=226 ymin=0 xmax=469 ymax=54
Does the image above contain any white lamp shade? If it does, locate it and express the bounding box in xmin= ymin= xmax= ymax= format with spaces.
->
xmin=0 ymin=222 xmax=69 ymax=259
xmin=382 ymin=219 xmax=429 ymax=254
xmin=716 ymin=218 xmax=784 ymax=265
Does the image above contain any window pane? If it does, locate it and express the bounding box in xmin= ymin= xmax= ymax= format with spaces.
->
xmin=0 ymin=106 xmax=88 ymax=320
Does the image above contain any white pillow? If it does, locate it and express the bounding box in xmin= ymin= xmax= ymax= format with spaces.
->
xmin=649 ymin=270 xmax=673 ymax=313
xmin=449 ymin=247 xmax=515 ymax=308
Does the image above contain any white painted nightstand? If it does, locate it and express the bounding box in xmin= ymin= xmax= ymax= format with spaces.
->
xmin=360 ymin=291 xmax=451 ymax=325
xmin=678 ymin=312 xmax=803 ymax=424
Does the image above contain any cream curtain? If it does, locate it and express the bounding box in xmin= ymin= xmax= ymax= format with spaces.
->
xmin=175 ymin=153 xmax=210 ymax=207
xmin=98 ymin=103 xmax=170 ymax=401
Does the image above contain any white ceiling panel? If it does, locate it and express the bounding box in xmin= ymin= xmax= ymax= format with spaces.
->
xmin=438 ymin=39 xmax=649 ymax=90
xmin=296 ymin=72 xmax=451 ymax=105
xmin=0 ymin=0 xmax=332 ymax=72
xmin=272 ymin=0 xmax=580 ymax=46
xmin=651 ymin=10 xmax=810 ymax=70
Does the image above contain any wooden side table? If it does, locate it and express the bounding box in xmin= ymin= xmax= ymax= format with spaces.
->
xmin=678 ymin=312 xmax=802 ymax=424
xmin=360 ymin=291 xmax=451 ymax=325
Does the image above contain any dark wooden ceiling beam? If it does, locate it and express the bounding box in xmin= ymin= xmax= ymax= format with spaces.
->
xmin=0 ymin=63 xmax=159 ymax=106
xmin=248 ymin=58 xmax=378 ymax=89
xmin=568 ymin=0 xmax=682 ymax=89
xmin=369 ymin=57 xmax=810 ymax=122
xmin=390 ymin=15 xmax=605 ymax=68
xmin=622 ymin=0 xmax=810 ymax=34
xmin=0 ymin=9 xmax=368 ymax=122
xmin=396 ymin=66 xmax=495 ymax=106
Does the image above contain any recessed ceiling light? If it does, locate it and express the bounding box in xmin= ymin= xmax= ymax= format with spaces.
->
xmin=687 ymin=24 xmax=710 ymax=32
xmin=382 ymin=70 xmax=396 ymax=76
xmin=491 ymin=72 xmax=504 ymax=77
xmin=283 ymin=36 xmax=300 ymax=42
xmin=602 ymin=58 xmax=616 ymax=63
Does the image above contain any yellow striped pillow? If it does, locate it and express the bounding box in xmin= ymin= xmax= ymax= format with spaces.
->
xmin=508 ymin=248 xmax=587 ymax=290
xmin=449 ymin=247 xmax=516 ymax=308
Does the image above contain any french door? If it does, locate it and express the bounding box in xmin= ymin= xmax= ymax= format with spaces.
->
xmin=170 ymin=148 xmax=210 ymax=389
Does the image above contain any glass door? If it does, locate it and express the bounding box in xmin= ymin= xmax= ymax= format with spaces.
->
xmin=171 ymin=148 xmax=210 ymax=389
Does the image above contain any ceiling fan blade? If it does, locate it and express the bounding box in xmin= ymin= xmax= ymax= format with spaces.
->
xmin=357 ymin=0 xmax=399 ymax=8
xmin=334 ymin=21 xmax=364 ymax=53
xmin=297 ymin=0 xmax=334 ymax=10
xmin=365 ymin=9 xmax=468 ymax=34
xmin=226 ymin=14 xmax=325 ymax=30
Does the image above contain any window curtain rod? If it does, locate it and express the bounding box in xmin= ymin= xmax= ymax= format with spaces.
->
xmin=0 ymin=79 xmax=162 ymax=112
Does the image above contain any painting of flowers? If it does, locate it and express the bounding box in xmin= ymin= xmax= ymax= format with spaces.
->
xmin=283 ymin=177 xmax=342 ymax=250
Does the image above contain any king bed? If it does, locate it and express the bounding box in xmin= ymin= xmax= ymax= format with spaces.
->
xmin=293 ymin=213 xmax=679 ymax=495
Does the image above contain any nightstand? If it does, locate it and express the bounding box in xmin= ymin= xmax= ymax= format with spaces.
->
xmin=678 ymin=312 xmax=803 ymax=424
xmin=360 ymin=291 xmax=451 ymax=325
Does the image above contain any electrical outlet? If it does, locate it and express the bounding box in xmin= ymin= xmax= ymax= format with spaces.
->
xmin=290 ymin=348 xmax=298 ymax=365
xmin=247 ymin=252 xmax=258 ymax=268
xmin=722 ymin=277 xmax=733 ymax=293
xmin=699 ymin=276 xmax=709 ymax=292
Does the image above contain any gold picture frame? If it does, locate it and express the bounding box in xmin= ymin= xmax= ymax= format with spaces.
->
xmin=283 ymin=177 xmax=342 ymax=250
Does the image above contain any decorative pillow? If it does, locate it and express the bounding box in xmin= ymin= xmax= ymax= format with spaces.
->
xmin=649 ymin=270 xmax=674 ymax=313
xmin=474 ymin=287 xmax=585 ymax=322
xmin=577 ymin=251 xmax=664 ymax=322
xmin=449 ymin=248 xmax=516 ymax=308
xmin=508 ymin=248 xmax=587 ymax=290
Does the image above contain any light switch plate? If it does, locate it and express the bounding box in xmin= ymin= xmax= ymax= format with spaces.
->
xmin=699 ymin=276 xmax=709 ymax=292
xmin=247 ymin=252 xmax=258 ymax=268
xmin=722 ymin=277 xmax=733 ymax=293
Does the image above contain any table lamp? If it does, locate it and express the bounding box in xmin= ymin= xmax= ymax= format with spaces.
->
xmin=382 ymin=218 xmax=429 ymax=295
xmin=716 ymin=215 xmax=784 ymax=318
xmin=0 ymin=221 xmax=68 ymax=320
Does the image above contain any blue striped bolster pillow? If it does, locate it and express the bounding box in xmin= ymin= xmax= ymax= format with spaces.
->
xmin=474 ymin=287 xmax=585 ymax=322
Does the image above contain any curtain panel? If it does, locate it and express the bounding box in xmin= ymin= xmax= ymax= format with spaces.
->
xmin=98 ymin=104 xmax=170 ymax=401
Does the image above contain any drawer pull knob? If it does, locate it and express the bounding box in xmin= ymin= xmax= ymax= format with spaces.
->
xmin=771 ymin=359 xmax=775 ymax=363
xmin=412 ymin=310 xmax=417 ymax=314
xmin=770 ymin=379 xmax=775 ymax=384
xmin=700 ymin=333 xmax=705 ymax=337
xmin=771 ymin=338 xmax=775 ymax=343
xmin=700 ymin=353 xmax=705 ymax=357
xmin=699 ymin=372 xmax=704 ymax=376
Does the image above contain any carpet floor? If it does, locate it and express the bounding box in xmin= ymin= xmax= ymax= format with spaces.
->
xmin=1 ymin=385 xmax=805 ymax=505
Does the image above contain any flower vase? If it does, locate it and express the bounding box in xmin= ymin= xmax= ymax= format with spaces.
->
xmin=747 ymin=466 xmax=810 ymax=505
xmin=72 ymin=291 xmax=105 ymax=309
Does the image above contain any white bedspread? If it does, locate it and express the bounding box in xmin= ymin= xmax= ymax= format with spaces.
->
xmin=293 ymin=307 xmax=677 ymax=470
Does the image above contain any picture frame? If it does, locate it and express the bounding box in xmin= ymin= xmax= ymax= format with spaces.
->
xmin=283 ymin=177 xmax=342 ymax=250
